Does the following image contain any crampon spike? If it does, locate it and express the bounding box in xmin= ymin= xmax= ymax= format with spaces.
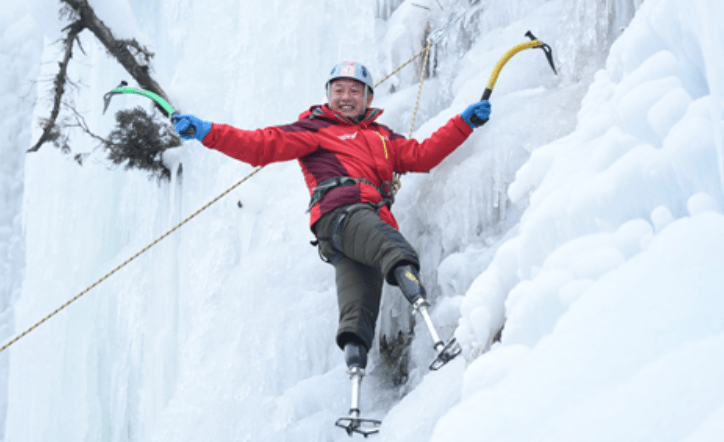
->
xmin=429 ymin=336 xmax=462 ymax=371
xmin=335 ymin=415 xmax=381 ymax=438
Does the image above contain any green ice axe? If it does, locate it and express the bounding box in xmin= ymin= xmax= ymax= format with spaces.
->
xmin=102 ymin=81 xmax=196 ymax=137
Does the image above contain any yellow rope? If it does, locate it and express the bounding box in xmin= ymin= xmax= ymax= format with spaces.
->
xmin=0 ymin=166 xmax=263 ymax=354
xmin=392 ymin=38 xmax=433 ymax=194
xmin=0 ymin=41 xmax=438 ymax=354
xmin=409 ymin=38 xmax=434 ymax=138
xmin=374 ymin=45 xmax=429 ymax=89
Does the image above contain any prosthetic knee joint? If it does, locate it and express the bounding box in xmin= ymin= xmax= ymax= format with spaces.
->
xmin=393 ymin=264 xmax=461 ymax=370
xmin=335 ymin=342 xmax=381 ymax=437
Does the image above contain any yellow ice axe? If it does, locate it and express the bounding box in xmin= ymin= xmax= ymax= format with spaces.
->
xmin=471 ymin=31 xmax=558 ymax=126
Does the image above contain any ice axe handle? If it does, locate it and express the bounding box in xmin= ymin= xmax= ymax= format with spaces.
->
xmin=171 ymin=112 xmax=196 ymax=137
xmin=180 ymin=125 xmax=196 ymax=137
xmin=470 ymin=88 xmax=492 ymax=126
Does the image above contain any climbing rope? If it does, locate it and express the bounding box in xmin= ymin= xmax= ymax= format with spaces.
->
xmin=0 ymin=166 xmax=263 ymax=354
xmin=374 ymin=45 xmax=429 ymax=88
xmin=409 ymin=38 xmax=434 ymax=139
xmin=0 ymin=36 xmax=442 ymax=355
xmin=394 ymin=37 xmax=434 ymax=193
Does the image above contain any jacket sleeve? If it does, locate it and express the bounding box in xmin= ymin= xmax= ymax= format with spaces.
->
xmin=391 ymin=115 xmax=473 ymax=173
xmin=202 ymin=123 xmax=319 ymax=167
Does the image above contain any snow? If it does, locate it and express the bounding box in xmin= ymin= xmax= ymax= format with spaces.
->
xmin=1 ymin=0 xmax=723 ymax=441
xmin=439 ymin=211 xmax=724 ymax=442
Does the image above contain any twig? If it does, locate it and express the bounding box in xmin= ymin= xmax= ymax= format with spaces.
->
xmin=27 ymin=21 xmax=84 ymax=152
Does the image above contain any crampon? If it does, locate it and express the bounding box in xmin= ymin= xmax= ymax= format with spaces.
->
xmin=429 ymin=336 xmax=462 ymax=370
xmin=335 ymin=413 xmax=381 ymax=438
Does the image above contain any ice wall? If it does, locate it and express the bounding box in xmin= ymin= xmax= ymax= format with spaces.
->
xmin=442 ymin=0 xmax=724 ymax=439
xmin=558 ymin=0 xmax=645 ymax=81
xmin=457 ymin=0 xmax=724 ymax=357
xmin=0 ymin=5 xmax=44 ymax=439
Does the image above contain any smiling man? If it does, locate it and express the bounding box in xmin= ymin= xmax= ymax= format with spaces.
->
xmin=173 ymin=60 xmax=491 ymax=434
xmin=327 ymin=66 xmax=373 ymax=120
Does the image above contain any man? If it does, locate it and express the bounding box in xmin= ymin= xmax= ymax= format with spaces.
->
xmin=173 ymin=61 xmax=490 ymax=434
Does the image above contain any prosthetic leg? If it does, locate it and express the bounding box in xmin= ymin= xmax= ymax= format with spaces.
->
xmin=335 ymin=342 xmax=381 ymax=437
xmin=394 ymin=264 xmax=462 ymax=370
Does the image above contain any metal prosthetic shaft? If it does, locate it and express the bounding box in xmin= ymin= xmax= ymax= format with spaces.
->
xmin=412 ymin=298 xmax=462 ymax=370
xmin=349 ymin=367 xmax=363 ymax=419
xmin=413 ymin=299 xmax=443 ymax=350
xmin=335 ymin=342 xmax=381 ymax=437
xmin=394 ymin=264 xmax=462 ymax=370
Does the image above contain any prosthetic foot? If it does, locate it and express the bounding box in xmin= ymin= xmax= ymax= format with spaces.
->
xmin=335 ymin=342 xmax=381 ymax=437
xmin=394 ymin=264 xmax=462 ymax=371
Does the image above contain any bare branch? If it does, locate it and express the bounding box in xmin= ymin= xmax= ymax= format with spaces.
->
xmin=121 ymin=38 xmax=155 ymax=65
xmin=29 ymin=0 xmax=178 ymax=154
xmin=28 ymin=20 xmax=84 ymax=152
xmin=75 ymin=34 xmax=87 ymax=56
xmin=65 ymin=103 xmax=115 ymax=147
xmin=62 ymin=0 xmax=172 ymax=114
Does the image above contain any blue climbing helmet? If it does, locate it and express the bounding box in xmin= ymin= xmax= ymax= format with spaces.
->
xmin=325 ymin=61 xmax=374 ymax=101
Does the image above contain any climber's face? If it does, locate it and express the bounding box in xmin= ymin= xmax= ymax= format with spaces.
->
xmin=329 ymin=79 xmax=373 ymax=120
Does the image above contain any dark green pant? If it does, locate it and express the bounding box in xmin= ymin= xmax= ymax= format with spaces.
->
xmin=313 ymin=204 xmax=420 ymax=350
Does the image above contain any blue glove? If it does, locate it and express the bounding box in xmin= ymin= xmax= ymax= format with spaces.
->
xmin=460 ymin=100 xmax=491 ymax=129
xmin=173 ymin=114 xmax=212 ymax=141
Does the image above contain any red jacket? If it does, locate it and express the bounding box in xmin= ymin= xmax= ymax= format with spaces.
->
xmin=202 ymin=104 xmax=473 ymax=231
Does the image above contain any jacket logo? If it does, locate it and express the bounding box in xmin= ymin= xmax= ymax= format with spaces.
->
xmin=338 ymin=132 xmax=358 ymax=140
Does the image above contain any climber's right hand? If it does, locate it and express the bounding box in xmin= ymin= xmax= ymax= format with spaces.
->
xmin=460 ymin=100 xmax=492 ymax=129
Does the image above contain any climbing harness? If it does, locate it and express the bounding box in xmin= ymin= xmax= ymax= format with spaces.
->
xmin=307 ymin=176 xmax=395 ymax=213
